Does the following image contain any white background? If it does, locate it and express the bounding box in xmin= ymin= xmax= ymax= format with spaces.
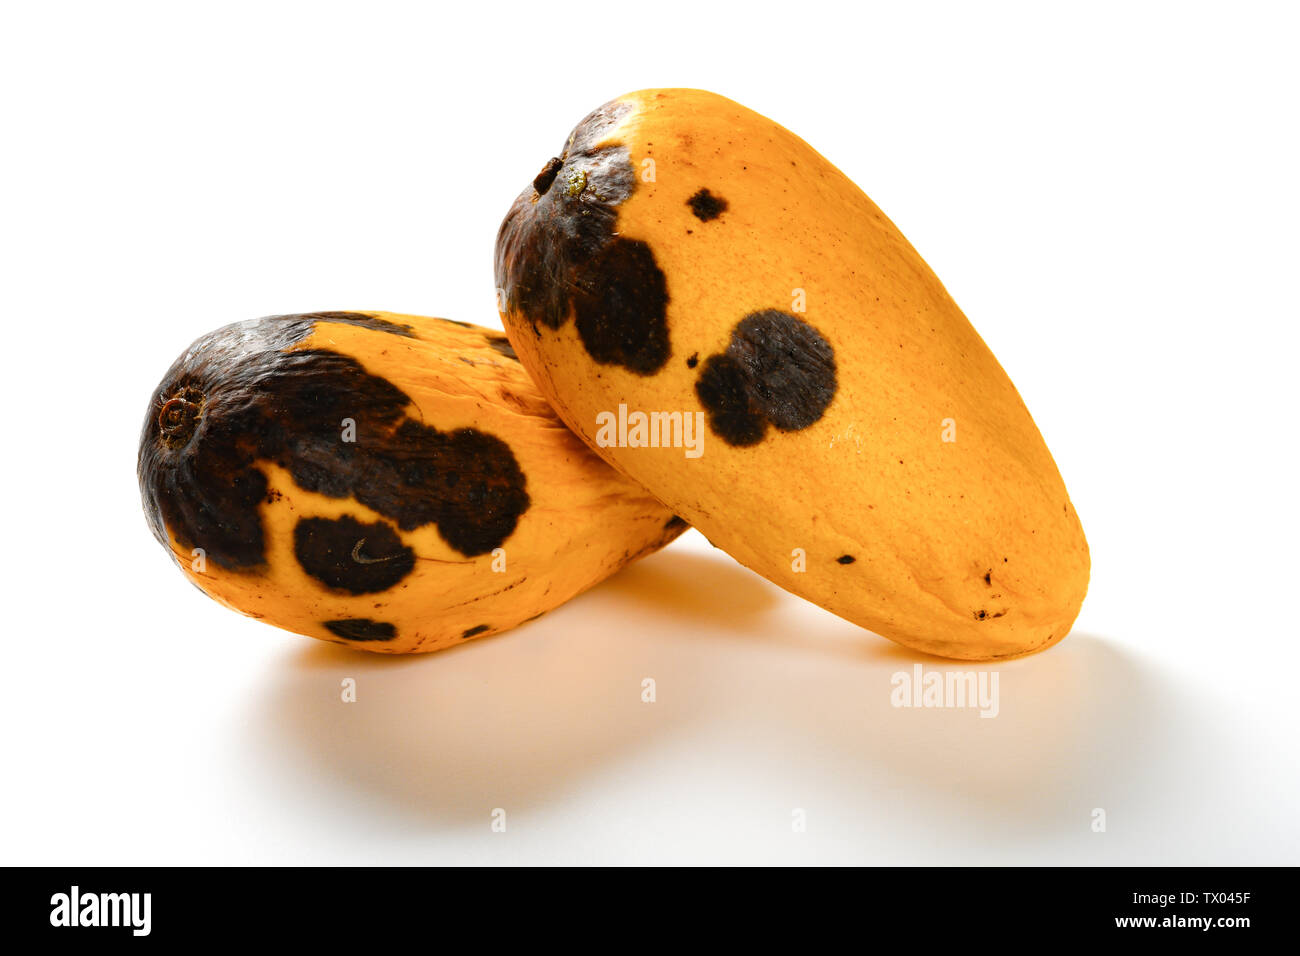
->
xmin=2 ymin=1 xmax=1297 ymax=865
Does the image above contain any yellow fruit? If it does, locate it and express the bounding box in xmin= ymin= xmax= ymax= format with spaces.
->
xmin=137 ymin=311 xmax=685 ymax=653
xmin=496 ymin=89 xmax=1088 ymax=660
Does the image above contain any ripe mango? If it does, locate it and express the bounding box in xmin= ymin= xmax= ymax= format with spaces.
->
xmin=496 ymin=89 xmax=1089 ymax=660
xmin=137 ymin=311 xmax=685 ymax=652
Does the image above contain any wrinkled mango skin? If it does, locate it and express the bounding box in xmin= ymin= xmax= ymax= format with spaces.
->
xmin=138 ymin=311 xmax=684 ymax=653
xmin=496 ymin=89 xmax=1089 ymax=660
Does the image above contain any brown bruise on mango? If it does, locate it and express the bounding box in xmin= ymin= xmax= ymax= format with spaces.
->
xmin=138 ymin=311 xmax=688 ymax=653
xmin=495 ymin=101 xmax=672 ymax=375
xmin=686 ymin=188 xmax=728 ymax=221
xmin=695 ymin=310 xmax=837 ymax=447
xmin=324 ymin=618 xmax=397 ymax=642
xmin=293 ymin=515 xmax=415 ymax=594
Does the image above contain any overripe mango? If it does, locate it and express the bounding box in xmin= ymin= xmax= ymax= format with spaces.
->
xmin=138 ymin=310 xmax=685 ymax=652
xmin=496 ymin=89 xmax=1089 ymax=660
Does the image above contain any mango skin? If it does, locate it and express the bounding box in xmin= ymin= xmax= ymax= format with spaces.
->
xmin=138 ymin=311 xmax=685 ymax=653
xmin=496 ymin=89 xmax=1089 ymax=660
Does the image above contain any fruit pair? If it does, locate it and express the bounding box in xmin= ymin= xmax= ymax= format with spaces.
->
xmin=139 ymin=90 xmax=1088 ymax=660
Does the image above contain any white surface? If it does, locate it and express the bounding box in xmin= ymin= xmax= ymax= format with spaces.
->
xmin=2 ymin=1 xmax=1297 ymax=865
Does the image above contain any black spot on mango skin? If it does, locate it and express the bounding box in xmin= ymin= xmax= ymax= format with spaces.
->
xmin=293 ymin=515 xmax=415 ymax=594
xmin=686 ymin=188 xmax=727 ymax=221
xmin=572 ymin=239 xmax=670 ymax=374
xmin=324 ymin=618 xmax=397 ymax=642
xmin=461 ymin=624 xmax=490 ymax=638
xmin=495 ymin=100 xmax=672 ymax=375
xmin=837 ymin=554 xmax=855 ymax=564
xmin=695 ymin=355 xmax=767 ymax=446
xmin=695 ymin=310 xmax=837 ymax=446
xmin=138 ymin=314 xmax=530 ymax=572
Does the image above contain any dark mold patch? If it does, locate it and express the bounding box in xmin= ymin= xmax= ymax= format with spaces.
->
xmin=138 ymin=314 xmax=530 ymax=572
xmin=495 ymin=100 xmax=672 ymax=375
xmin=485 ymin=333 xmax=518 ymax=361
xmin=695 ymin=310 xmax=837 ymax=446
xmin=836 ymin=554 xmax=856 ymax=565
xmin=695 ymin=355 xmax=767 ymax=446
xmin=292 ymin=311 xmax=415 ymax=338
xmin=686 ymin=188 xmax=727 ymax=222
xmin=686 ymin=352 xmax=699 ymax=369
xmin=461 ymin=624 xmax=490 ymax=638
xmin=324 ymin=618 xmax=397 ymax=642
xmin=572 ymin=239 xmax=670 ymax=373
xmin=293 ymin=515 xmax=415 ymax=594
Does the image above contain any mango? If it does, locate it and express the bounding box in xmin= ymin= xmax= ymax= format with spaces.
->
xmin=495 ymin=89 xmax=1089 ymax=660
xmin=137 ymin=311 xmax=685 ymax=652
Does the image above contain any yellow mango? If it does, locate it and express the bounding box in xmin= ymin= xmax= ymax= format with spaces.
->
xmin=137 ymin=311 xmax=685 ymax=652
xmin=496 ymin=89 xmax=1088 ymax=660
